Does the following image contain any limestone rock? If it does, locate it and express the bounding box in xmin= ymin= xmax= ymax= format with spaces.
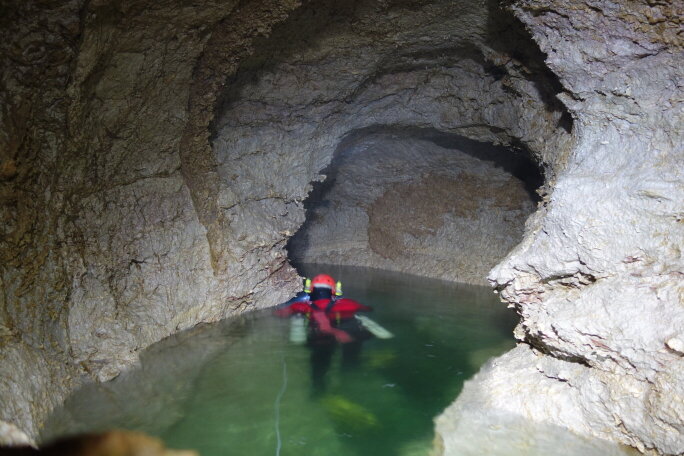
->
xmin=0 ymin=420 xmax=32 ymax=447
xmin=0 ymin=0 xmax=302 ymax=442
xmin=213 ymin=0 xmax=570 ymax=283
xmin=289 ymin=131 xmax=538 ymax=284
xmin=438 ymin=0 xmax=684 ymax=454
xmin=0 ymin=0 xmax=680 ymax=453
xmin=665 ymin=338 xmax=684 ymax=355
xmin=435 ymin=346 xmax=638 ymax=456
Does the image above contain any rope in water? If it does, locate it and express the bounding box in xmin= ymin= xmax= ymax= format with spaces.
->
xmin=274 ymin=356 xmax=288 ymax=456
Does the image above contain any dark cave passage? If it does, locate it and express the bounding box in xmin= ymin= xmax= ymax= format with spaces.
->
xmin=287 ymin=127 xmax=543 ymax=284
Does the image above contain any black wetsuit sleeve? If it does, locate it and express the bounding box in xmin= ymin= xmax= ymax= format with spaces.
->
xmin=276 ymin=291 xmax=310 ymax=308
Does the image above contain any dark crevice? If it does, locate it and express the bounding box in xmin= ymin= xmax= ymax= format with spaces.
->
xmin=525 ymin=337 xmax=593 ymax=368
xmin=486 ymin=0 xmax=574 ymax=133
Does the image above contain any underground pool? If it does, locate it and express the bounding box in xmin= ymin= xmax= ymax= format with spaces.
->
xmin=38 ymin=265 xmax=634 ymax=456
xmin=38 ymin=264 xmax=513 ymax=455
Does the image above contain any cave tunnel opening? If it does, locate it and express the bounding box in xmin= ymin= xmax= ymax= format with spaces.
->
xmin=210 ymin=0 xmax=571 ymax=287
xmin=286 ymin=126 xmax=544 ymax=284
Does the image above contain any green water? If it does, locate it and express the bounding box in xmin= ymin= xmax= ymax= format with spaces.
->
xmin=41 ymin=265 xmax=518 ymax=455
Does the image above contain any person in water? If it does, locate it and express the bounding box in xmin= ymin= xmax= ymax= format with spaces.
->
xmin=276 ymin=273 xmax=373 ymax=393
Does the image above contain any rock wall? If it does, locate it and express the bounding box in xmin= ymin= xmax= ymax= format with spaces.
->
xmin=1 ymin=0 xmax=679 ymax=453
xmin=436 ymin=1 xmax=684 ymax=455
xmin=288 ymin=130 xmax=539 ymax=284
xmin=1 ymin=0 xmax=83 ymax=442
xmin=1 ymin=0 xmax=302 ymax=444
xmin=212 ymin=0 xmax=569 ymax=283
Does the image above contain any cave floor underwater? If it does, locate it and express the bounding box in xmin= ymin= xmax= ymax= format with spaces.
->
xmin=39 ymin=265 xmax=637 ymax=456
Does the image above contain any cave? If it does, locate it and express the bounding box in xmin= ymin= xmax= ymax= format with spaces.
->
xmin=209 ymin=0 xmax=563 ymax=285
xmin=1 ymin=0 xmax=682 ymax=455
xmin=286 ymin=128 xmax=543 ymax=283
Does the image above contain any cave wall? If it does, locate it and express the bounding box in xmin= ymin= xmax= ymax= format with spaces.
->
xmin=1 ymin=0 xmax=302 ymax=443
xmin=288 ymin=130 xmax=538 ymax=284
xmin=436 ymin=1 xmax=684 ymax=455
xmin=0 ymin=0 xmax=680 ymax=453
xmin=212 ymin=0 xmax=570 ymax=283
xmin=0 ymin=0 xmax=83 ymax=443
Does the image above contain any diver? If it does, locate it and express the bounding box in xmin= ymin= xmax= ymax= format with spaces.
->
xmin=276 ymin=274 xmax=375 ymax=394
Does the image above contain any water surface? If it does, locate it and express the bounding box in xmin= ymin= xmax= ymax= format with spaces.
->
xmin=42 ymin=265 xmax=518 ymax=455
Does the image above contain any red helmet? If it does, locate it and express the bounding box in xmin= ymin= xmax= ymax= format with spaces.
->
xmin=311 ymin=274 xmax=335 ymax=290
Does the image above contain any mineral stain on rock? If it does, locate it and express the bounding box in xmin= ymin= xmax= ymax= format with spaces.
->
xmin=290 ymin=132 xmax=538 ymax=284
xmin=368 ymin=171 xmax=530 ymax=260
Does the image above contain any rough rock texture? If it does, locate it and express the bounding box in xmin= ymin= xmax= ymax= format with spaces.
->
xmin=1 ymin=0 xmax=302 ymax=443
xmin=2 ymin=0 xmax=680 ymax=453
xmin=434 ymin=345 xmax=639 ymax=456
xmin=0 ymin=0 xmax=84 ymax=442
xmin=212 ymin=0 xmax=570 ymax=284
xmin=436 ymin=1 xmax=684 ymax=455
xmin=288 ymin=131 xmax=538 ymax=284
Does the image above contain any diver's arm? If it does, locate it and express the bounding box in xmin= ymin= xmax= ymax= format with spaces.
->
xmin=275 ymin=291 xmax=310 ymax=308
xmin=311 ymin=311 xmax=353 ymax=343
xmin=333 ymin=298 xmax=372 ymax=313
xmin=273 ymin=292 xmax=310 ymax=316
xmin=274 ymin=300 xmax=310 ymax=317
